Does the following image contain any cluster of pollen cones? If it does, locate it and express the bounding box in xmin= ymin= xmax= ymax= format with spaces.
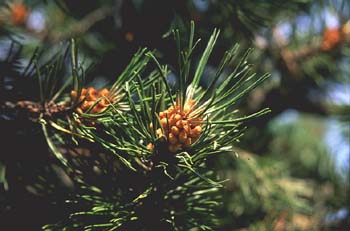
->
xmin=149 ymin=100 xmax=203 ymax=153
xmin=71 ymin=87 xmax=111 ymax=114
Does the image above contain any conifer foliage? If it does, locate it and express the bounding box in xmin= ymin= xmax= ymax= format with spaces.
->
xmin=39 ymin=22 xmax=269 ymax=231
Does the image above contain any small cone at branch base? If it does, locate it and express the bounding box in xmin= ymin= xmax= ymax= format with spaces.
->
xmin=71 ymin=87 xmax=112 ymax=114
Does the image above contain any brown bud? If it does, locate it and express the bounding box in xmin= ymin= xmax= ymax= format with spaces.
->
xmin=99 ymin=98 xmax=108 ymax=107
xmin=168 ymin=133 xmax=178 ymax=144
xmin=179 ymin=130 xmax=187 ymax=143
xmin=99 ymin=88 xmax=109 ymax=96
xmin=183 ymin=125 xmax=190 ymax=133
xmin=174 ymin=114 xmax=182 ymax=121
xmin=191 ymin=126 xmax=202 ymax=136
xmin=176 ymin=120 xmax=183 ymax=128
xmin=147 ymin=143 xmax=154 ymax=150
xmin=171 ymin=126 xmax=180 ymax=135
xmin=81 ymin=101 xmax=90 ymax=110
xmin=70 ymin=90 xmax=77 ymax=99
xmin=160 ymin=118 xmax=168 ymax=127
xmin=168 ymin=118 xmax=177 ymax=126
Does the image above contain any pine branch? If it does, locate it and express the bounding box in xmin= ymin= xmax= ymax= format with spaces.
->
xmin=41 ymin=21 xmax=270 ymax=230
